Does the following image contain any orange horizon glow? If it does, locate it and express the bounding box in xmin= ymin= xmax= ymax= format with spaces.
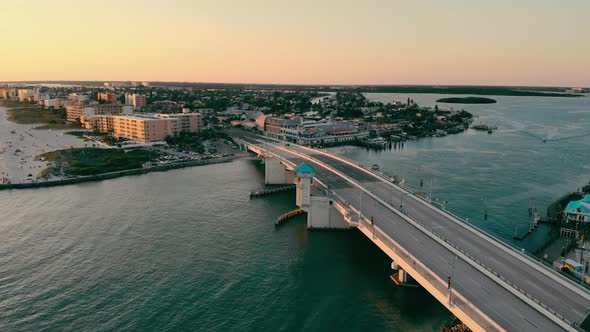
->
xmin=1 ymin=0 xmax=589 ymax=87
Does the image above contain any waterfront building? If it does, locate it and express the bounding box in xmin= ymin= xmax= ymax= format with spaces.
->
xmin=157 ymin=112 xmax=202 ymax=133
xmin=0 ymin=88 xmax=17 ymax=99
xmin=67 ymin=103 xmax=133 ymax=123
xmin=565 ymin=194 xmax=590 ymax=223
xmin=85 ymin=115 xmax=177 ymax=143
xmin=263 ymin=116 xmax=297 ymax=140
xmin=262 ymin=116 xmax=368 ymax=146
xmin=65 ymin=104 xmax=93 ymax=122
xmin=296 ymin=121 xmax=368 ymax=146
xmin=94 ymin=104 xmax=133 ymax=116
xmin=83 ymin=112 xmax=202 ymax=143
xmin=17 ymin=88 xmax=39 ymax=102
xmin=44 ymin=99 xmax=63 ymax=108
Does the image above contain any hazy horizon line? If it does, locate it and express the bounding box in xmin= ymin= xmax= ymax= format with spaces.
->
xmin=1 ymin=80 xmax=587 ymax=89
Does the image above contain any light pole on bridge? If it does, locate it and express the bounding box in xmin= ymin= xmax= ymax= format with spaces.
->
xmin=400 ymin=192 xmax=409 ymax=214
xmin=448 ymin=255 xmax=459 ymax=306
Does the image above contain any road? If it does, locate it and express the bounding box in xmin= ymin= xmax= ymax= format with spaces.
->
xmin=243 ymin=136 xmax=590 ymax=331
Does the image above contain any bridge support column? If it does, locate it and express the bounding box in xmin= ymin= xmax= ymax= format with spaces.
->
xmin=293 ymin=162 xmax=347 ymax=229
xmin=390 ymin=260 xmax=418 ymax=287
xmin=264 ymin=157 xmax=293 ymax=184
xmin=307 ymin=196 xmax=349 ymax=229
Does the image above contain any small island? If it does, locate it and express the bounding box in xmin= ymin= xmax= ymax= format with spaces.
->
xmin=436 ymin=97 xmax=497 ymax=104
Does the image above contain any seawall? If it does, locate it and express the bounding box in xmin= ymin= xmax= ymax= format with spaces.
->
xmin=0 ymin=156 xmax=237 ymax=190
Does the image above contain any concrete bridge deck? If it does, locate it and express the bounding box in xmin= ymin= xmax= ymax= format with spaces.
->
xmin=239 ymin=136 xmax=590 ymax=332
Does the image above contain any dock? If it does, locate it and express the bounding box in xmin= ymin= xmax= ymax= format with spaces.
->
xmin=250 ymin=185 xmax=296 ymax=198
xmin=275 ymin=208 xmax=305 ymax=225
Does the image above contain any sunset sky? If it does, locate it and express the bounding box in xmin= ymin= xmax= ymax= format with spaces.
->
xmin=1 ymin=0 xmax=589 ymax=86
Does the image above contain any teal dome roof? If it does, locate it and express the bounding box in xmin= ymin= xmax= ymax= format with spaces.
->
xmin=565 ymin=194 xmax=590 ymax=214
xmin=295 ymin=162 xmax=315 ymax=175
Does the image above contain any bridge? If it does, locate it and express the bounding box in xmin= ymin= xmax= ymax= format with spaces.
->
xmin=236 ymin=135 xmax=590 ymax=332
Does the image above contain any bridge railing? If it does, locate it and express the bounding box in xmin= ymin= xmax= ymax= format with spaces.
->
xmin=359 ymin=183 xmax=576 ymax=328
xmin=302 ymin=153 xmax=575 ymax=328
xmin=253 ymin=141 xmax=578 ymax=328
xmin=311 ymin=177 xmax=500 ymax=330
xmin=310 ymin=147 xmax=590 ymax=296
xmin=355 ymin=218 xmax=502 ymax=331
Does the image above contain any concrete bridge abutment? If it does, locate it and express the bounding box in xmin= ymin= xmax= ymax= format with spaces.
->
xmin=307 ymin=196 xmax=349 ymax=229
xmin=264 ymin=157 xmax=294 ymax=185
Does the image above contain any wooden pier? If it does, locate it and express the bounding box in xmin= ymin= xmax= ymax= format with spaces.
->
xmin=275 ymin=208 xmax=305 ymax=225
xmin=250 ymin=185 xmax=296 ymax=198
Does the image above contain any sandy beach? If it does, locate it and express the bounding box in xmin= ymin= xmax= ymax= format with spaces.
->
xmin=0 ymin=106 xmax=89 ymax=183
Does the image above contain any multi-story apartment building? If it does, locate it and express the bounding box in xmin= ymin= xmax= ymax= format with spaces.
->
xmin=157 ymin=113 xmax=202 ymax=134
xmin=83 ymin=115 xmax=174 ymax=142
xmin=97 ymin=92 xmax=118 ymax=102
xmin=17 ymin=88 xmax=39 ymax=102
xmin=44 ymin=99 xmax=63 ymax=108
xmin=93 ymin=104 xmax=133 ymax=116
xmin=65 ymin=104 xmax=91 ymax=122
xmin=68 ymin=93 xmax=88 ymax=103
xmin=83 ymin=113 xmax=202 ymax=143
xmin=125 ymin=93 xmax=147 ymax=109
xmin=67 ymin=103 xmax=133 ymax=123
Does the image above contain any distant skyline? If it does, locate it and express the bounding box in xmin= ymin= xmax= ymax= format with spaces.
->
xmin=1 ymin=0 xmax=589 ymax=86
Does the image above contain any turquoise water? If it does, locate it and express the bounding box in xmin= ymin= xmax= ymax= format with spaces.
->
xmin=0 ymin=160 xmax=450 ymax=331
xmin=355 ymin=93 xmax=590 ymax=250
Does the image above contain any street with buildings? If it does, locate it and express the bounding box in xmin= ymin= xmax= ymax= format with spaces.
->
xmin=0 ymin=82 xmax=475 ymax=184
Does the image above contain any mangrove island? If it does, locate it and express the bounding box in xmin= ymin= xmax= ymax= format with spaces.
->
xmin=436 ymin=96 xmax=497 ymax=104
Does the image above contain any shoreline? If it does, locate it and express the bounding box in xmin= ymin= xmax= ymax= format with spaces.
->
xmin=0 ymin=155 xmax=241 ymax=190
xmin=0 ymin=105 xmax=91 ymax=184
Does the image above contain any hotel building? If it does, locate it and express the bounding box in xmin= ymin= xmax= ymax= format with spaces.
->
xmin=66 ymin=103 xmax=133 ymax=122
xmin=83 ymin=113 xmax=202 ymax=143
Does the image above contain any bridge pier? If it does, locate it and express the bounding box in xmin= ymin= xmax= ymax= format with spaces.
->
xmin=307 ymin=196 xmax=349 ymax=229
xmin=264 ymin=157 xmax=294 ymax=185
xmin=294 ymin=162 xmax=349 ymax=229
xmin=390 ymin=261 xmax=418 ymax=287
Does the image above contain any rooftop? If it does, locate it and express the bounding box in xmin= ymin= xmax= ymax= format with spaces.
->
xmin=565 ymin=194 xmax=590 ymax=214
xmin=295 ymin=162 xmax=315 ymax=175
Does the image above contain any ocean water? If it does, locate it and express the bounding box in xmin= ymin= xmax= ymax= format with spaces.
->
xmin=0 ymin=160 xmax=449 ymax=331
xmin=1 ymin=93 xmax=588 ymax=331
xmin=355 ymin=93 xmax=590 ymax=250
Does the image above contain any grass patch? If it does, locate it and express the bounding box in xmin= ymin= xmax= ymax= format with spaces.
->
xmin=0 ymin=100 xmax=38 ymax=108
xmin=38 ymin=148 xmax=160 ymax=176
xmin=7 ymin=108 xmax=67 ymax=124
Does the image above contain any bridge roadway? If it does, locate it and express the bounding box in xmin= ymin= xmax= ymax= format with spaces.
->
xmin=244 ymin=137 xmax=590 ymax=331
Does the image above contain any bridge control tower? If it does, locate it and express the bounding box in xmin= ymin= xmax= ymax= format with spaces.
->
xmin=294 ymin=162 xmax=314 ymax=210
